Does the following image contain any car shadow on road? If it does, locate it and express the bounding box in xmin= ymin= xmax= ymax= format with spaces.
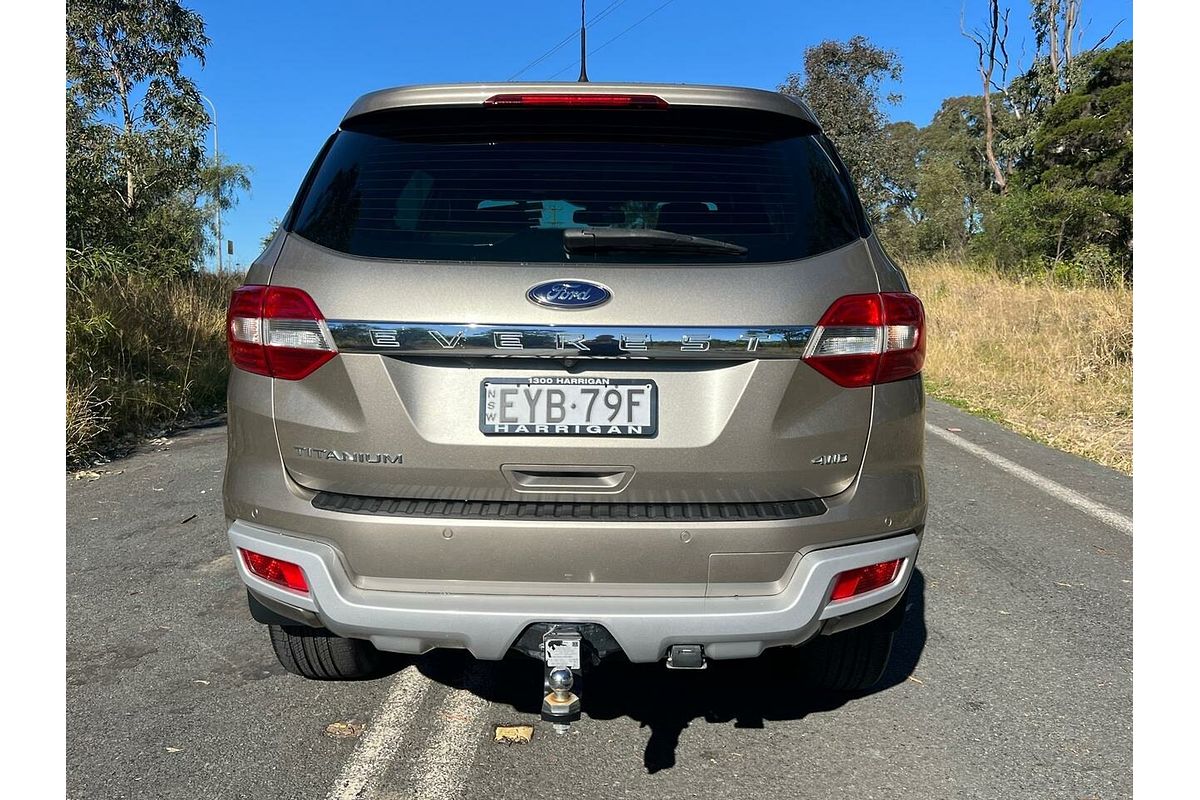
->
xmin=413 ymin=569 xmax=927 ymax=773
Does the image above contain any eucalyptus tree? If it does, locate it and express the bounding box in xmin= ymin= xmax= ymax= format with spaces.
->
xmin=66 ymin=0 xmax=248 ymax=271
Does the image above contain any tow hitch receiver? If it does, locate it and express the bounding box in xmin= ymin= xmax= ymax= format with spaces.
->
xmin=541 ymin=628 xmax=583 ymax=734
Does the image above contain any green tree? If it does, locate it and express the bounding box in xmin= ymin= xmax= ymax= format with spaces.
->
xmin=259 ymin=216 xmax=283 ymax=252
xmin=881 ymin=121 xmax=920 ymax=214
xmin=873 ymin=121 xmax=921 ymax=258
xmin=779 ymin=36 xmax=904 ymax=222
xmin=912 ymin=157 xmax=977 ymax=255
xmin=66 ymin=0 xmax=249 ymax=272
xmin=981 ymin=42 xmax=1132 ymax=279
xmin=1031 ymin=41 xmax=1132 ymax=195
xmin=877 ymin=95 xmax=1003 ymax=259
xmin=921 ymin=96 xmax=993 ymax=191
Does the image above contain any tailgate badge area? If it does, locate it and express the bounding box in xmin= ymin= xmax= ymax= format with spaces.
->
xmin=291 ymin=446 xmax=403 ymax=464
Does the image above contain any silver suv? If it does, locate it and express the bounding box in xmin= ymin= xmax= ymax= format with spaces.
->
xmin=223 ymin=83 xmax=926 ymax=721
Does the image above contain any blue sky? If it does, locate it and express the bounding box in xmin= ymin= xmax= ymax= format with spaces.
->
xmin=187 ymin=0 xmax=1131 ymax=270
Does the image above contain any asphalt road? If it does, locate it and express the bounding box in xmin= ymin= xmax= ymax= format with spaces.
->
xmin=66 ymin=399 xmax=1132 ymax=800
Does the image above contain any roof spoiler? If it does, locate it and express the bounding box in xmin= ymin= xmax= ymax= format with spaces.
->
xmin=339 ymin=83 xmax=821 ymax=129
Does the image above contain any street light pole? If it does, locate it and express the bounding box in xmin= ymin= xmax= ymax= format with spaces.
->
xmin=199 ymin=93 xmax=221 ymax=272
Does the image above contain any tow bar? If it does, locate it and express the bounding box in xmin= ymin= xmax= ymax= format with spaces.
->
xmin=541 ymin=628 xmax=583 ymax=734
xmin=531 ymin=625 xmax=709 ymax=732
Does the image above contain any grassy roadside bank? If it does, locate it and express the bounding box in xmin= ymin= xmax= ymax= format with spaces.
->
xmin=67 ymin=258 xmax=243 ymax=466
xmin=906 ymin=259 xmax=1132 ymax=474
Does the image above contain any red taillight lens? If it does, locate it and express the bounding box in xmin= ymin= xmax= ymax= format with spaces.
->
xmin=829 ymin=559 xmax=902 ymax=602
xmin=817 ymin=292 xmax=884 ymax=326
xmin=802 ymin=292 xmax=926 ymax=388
xmin=483 ymin=93 xmax=669 ymax=109
xmin=227 ymin=285 xmax=269 ymax=375
xmin=876 ymin=292 xmax=926 ymax=384
xmin=240 ymin=548 xmax=309 ymax=594
xmin=227 ymin=285 xmax=337 ymax=380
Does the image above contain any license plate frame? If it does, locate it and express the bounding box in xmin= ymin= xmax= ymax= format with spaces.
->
xmin=479 ymin=377 xmax=658 ymax=437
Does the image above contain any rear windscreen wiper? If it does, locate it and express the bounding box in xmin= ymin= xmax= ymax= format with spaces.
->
xmin=563 ymin=228 xmax=748 ymax=257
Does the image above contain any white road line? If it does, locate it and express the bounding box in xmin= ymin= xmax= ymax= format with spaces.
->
xmin=926 ymin=423 xmax=1133 ymax=535
xmin=325 ymin=666 xmax=432 ymax=800
xmin=408 ymin=669 xmax=490 ymax=800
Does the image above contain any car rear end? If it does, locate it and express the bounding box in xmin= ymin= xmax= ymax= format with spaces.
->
xmin=223 ymin=83 xmax=926 ymax=686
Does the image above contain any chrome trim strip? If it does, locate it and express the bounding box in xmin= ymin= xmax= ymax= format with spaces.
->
xmin=326 ymin=321 xmax=815 ymax=359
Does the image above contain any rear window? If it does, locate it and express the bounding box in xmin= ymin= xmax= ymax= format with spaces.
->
xmin=290 ymin=106 xmax=864 ymax=263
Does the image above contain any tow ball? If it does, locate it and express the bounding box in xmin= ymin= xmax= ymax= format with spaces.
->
xmin=540 ymin=628 xmax=583 ymax=734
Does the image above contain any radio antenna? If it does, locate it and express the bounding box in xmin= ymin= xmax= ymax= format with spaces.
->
xmin=578 ymin=0 xmax=589 ymax=82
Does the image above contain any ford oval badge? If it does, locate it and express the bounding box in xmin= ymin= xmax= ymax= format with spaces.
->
xmin=526 ymin=280 xmax=612 ymax=310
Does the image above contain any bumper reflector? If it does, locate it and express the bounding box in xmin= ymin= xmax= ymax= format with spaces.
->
xmin=240 ymin=548 xmax=309 ymax=594
xmin=829 ymin=559 xmax=902 ymax=601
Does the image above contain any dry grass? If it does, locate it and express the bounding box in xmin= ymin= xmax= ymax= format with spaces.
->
xmin=66 ymin=258 xmax=243 ymax=466
xmin=906 ymin=259 xmax=1132 ymax=473
xmin=66 ymin=381 xmax=109 ymax=463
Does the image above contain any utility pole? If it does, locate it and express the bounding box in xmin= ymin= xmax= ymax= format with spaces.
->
xmin=200 ymin=94 xmax=222 ymax=272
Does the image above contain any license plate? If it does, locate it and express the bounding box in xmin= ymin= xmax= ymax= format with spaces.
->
xmin=479 ymin=377 xmax=658 ymax=437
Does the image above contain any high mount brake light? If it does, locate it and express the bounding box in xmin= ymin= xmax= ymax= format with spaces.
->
xmin=802 ymin=292 xmax=926 ymax=388
xmin=829 ymin=559 xmax=903 ymax=602
xmin=227 ymin=285 xmax=337 ymax=380
xmin=240 ymin=549 xmax=309 ymax=594
xmin=483 ymin=93 xmax=669 ymax=109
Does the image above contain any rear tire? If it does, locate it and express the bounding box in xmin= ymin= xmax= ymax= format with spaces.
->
xmin=803 ymin=621 xmax=895 ymax=692
xmin=268 ymin=624 xmax=385 ymax=680
xmin=802 ymin=594 xmax=908 ymax=692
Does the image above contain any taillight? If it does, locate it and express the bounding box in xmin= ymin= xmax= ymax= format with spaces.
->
xmin=227 ymin=285 xmax=336 ymax=380
xmin=483 ymin=93 xmax=669 ymax=109
xmin=802 ymin=292 xmax=926 ymax=388
xmin=829 ymin=559 xmax=903 ymax=602
xmin=239 ymin=548 xmax=309 ymax=594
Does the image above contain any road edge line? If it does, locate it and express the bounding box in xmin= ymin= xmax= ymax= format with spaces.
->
xmin=925 ymin=423 xmax=1133 ymax=535
xmin=325 ymin=666 xmax=432 ymax=800
xmin=407 ymin=666 xmax=491 ymax=800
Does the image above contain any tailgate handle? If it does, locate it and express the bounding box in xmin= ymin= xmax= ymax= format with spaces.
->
xmin=502 ymin=465 xmax=635 ymax=494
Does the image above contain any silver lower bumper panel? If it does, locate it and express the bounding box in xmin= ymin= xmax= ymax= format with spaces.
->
xmin=228 ymin=520 xmax=918 ymax=663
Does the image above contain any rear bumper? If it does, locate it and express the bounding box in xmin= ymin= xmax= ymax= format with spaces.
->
xmin=229 ymin=519 xmax=919 ymax=662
